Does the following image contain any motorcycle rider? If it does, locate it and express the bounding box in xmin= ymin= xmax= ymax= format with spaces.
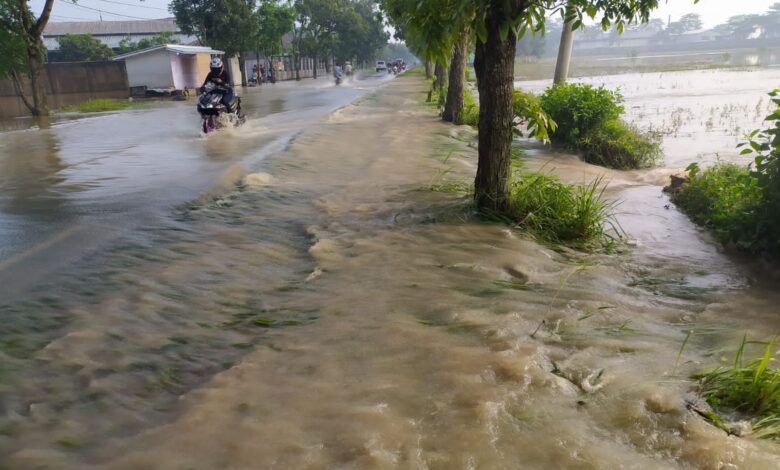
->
xmin=200 ymin=57 xmax=236 ymax=111
xmin=333 ymin=63 xmax=343 ymax=84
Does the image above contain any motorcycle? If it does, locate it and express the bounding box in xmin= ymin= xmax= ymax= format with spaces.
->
xmin=197 ymin=84 xmax=246 ymax=134
xmin=334 ymin=69 xmax=343 ymax=86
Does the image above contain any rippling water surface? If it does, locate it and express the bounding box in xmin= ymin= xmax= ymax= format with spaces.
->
xmin=1 ymin=70 xmax=779 ymax=468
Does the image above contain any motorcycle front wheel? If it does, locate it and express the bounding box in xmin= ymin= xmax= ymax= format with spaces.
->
xmin=202 ymin=116 xmax=216 ymax=134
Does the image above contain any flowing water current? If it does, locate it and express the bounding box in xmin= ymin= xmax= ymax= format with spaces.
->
xmin=1 ymin=69 xmax=780 ymax=469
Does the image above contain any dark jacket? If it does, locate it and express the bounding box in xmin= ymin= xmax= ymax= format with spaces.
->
xmin=202 ymin=67 xmax=232 ymax=89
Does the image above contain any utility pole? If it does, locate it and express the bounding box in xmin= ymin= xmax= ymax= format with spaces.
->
xmin=553 ymin=12 xmax=575 ymax=84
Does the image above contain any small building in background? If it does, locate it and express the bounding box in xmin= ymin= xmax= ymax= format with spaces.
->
xmin=44 ymin=18 xmax=196 ymax=52
xmin=113 ymin=45 xmax=223 ymax=94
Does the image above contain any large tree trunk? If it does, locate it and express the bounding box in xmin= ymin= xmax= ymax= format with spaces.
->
xmin=237 ymin=54 xmax=247 ymax=87
xmin=313 ymin=55 xmax=318 ymax=79
xmin=473 ymin=5 xmax=519 ymax=211
xmin=255 ymin=51 xmax=261 ymax=83
xmin=553 ymin=13 xmax=575 ymax=84
xmin=27 ymin=44 xmax=48 ymax=116
xmin=295 ymin=54 xmax=300 ymax=81
xmin=21 ymin=0 xmax=54 ymax=116
xmin=425 ymin=61 xmax=433 ymax=79
xmin=433 ymin=62 xmax=447 ymax=90
xmin=442 ymin=29 xmax=469 ymax=124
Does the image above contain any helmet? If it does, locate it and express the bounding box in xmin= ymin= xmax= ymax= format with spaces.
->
xmin=210 ymin=57 xmax=223 ymax=73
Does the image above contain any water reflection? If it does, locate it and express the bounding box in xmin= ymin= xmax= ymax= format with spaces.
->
xmin=0 ymin=127 xmax=68 ymax=217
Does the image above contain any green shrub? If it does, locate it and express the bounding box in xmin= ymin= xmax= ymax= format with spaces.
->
xmin=670 ymin=163 xmax=763 ymax=250
xmin=539 ymin=83 xmax=661 ymax=170
xmin=540 ymin=83 xmax=624 ymax=147
xmin=672 ymin=87 xmax=780 ymax=257
xmin=578 ymin=119 xmax=662 ymax=169
xmin=739 ymin=87 xmax=780 ymax=255
xmin=503 ymin=172 xmax=622 ymax=249
xmin=461 ymin=89 xmax=555 ymax=144
xmin=461 ymin=87 xmax=479 ymax=126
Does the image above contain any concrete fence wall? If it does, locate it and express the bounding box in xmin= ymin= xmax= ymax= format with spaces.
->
xmin=0 ymin=61 xmax=129 ymax=118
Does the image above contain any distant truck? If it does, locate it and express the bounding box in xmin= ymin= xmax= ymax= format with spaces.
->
xmin=375 ymin=60 xmax=387 ymax=72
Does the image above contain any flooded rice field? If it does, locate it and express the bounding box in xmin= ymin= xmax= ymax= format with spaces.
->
xmin=1 ymin=71 xmax=780 ymax=468
xmin=516 ymin=67 xmax=780 ymax=171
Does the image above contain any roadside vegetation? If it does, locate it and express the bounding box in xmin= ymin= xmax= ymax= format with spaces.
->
xmin=669 ymin=88 xmax=780 ymax=258
xmin=503 ymin=173 xmax=621 ymax=250
xmin=433 ymin=79 xmax=618 ymax=250
xmin=540 ymin=83 xmax=661 ymax=170
xmin=59 ymin=99 xmax=134 ymax=113
xmin=691 ymin=335 xmax=780 ymax=439
xmin=458 ymin=82 xmax=658 ymax=170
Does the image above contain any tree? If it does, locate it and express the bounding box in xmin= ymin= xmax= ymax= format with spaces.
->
xmin=667 ymin=13 xmax=702 ymax=34
xmin=0 ymin=0 xmax=35 ymax=113
xmin=170 ymin=0 xmax=257 ymax=85
xmin=119 ymin=31 xmax=179 ymax=53
xmin=442 ymin=29 xmax=468 ymax=123
xmin=384 ymin=0 xmax=696 ymax=211
xmin=0 ymin=0 xmax=55 ymax=115
xmin=57 ymin=34 xmax=114 ymax=61
xmin=331 ymin=0 xmax=387 ymax=66
xmin=253 ymin=0 xmax=295 ymax=74
xmin=294 ymin=0 xmax=342 ymax=80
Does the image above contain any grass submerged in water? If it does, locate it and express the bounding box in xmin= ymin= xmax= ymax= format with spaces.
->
xmin=500 ymin=172 xmax=623 ymax=250
xmin=60 ymin=99 xmax=133 ymax=113
xmin=692 ymin=335 xmax=780 ymax=439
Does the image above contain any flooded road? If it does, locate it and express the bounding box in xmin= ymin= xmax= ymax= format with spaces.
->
xmin=1 ymin=71 xmax=780 ymax=469
xmin=0 ymin=74 xmax=388 ymax=300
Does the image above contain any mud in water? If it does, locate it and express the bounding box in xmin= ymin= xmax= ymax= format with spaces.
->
xmin=2 ymin=74 xmax=780 ymax=469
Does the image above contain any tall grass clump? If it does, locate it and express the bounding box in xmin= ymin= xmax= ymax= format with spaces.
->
xmin=692 ymin=335 xmax=780 ymax=439
xmin=501 ymin=172 xmax=622 ymax=249
xmin=670 ymin=87 xmax=780 ymax=258
xmin=539 ymin=83 xmax=661 ymax=170
xmin=60 ymin=98 xmax=132 ymax=113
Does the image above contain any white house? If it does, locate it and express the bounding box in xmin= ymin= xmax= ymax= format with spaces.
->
xmin=44 ymin=18 xmax=196 ymax=51
xmin=113 ymin=44 xmax=224 ymax=91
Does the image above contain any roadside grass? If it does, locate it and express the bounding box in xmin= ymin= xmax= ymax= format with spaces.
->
xmin=669 ymin=163 xmax=763 ymax=249
xmin=59 ymin=99 xmax=134 ymax=113
xmin=501 ymin=172 xmax=623 ymax=250
xmin=691 ymin=335 xmax=780 ymax=439
xmin=669 ymin=87 xmax=780 ymax=258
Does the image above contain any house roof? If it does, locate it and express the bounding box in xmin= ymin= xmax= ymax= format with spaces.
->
xmin=45 ymin=18 xmax=181 ymax=37
xmin=113 ymin=44 xmax=224 ymax=60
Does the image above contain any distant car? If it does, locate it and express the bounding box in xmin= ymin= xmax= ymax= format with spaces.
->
xmin=376 ymin=60 xmax=387 ymax=72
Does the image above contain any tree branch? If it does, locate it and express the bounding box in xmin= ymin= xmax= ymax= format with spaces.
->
xmin=10 ymin=70 xmax=34 ymax=113
xmin=31 ymin=0 xmax=55 ymax=38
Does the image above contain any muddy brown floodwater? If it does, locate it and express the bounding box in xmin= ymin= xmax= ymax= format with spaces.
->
xmin=2 ymin=72 xmax=780 ymax=469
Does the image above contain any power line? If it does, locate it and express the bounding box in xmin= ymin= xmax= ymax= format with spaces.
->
xmin=51 ymin=13 xmax=99 ymax=21
xmin=60 ymin=0 xmax=157 ymax=20
xmin=86 ymin=0 xmax=169 ymax=12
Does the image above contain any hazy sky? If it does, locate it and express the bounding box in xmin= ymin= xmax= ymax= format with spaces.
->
xmin=30 ymin=0 xmax=779 ymax=28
